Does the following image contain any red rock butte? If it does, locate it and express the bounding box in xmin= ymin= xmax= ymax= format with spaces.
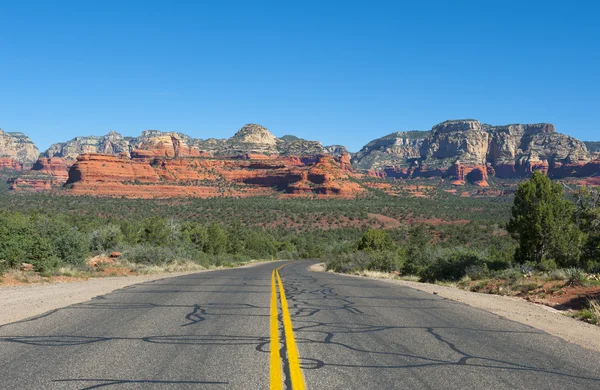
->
xmin=55 ymin=152 xmax=364 ymax=199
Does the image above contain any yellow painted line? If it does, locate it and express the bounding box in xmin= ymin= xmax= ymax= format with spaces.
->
xmin=276 ymin=269 xmax=306 ymax=390
xmin=276 ymin=262 xmax=289 ymax=271
xmin=270 ymin=270 xmax=283 ymax=390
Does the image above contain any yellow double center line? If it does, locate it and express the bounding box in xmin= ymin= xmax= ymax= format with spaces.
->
xmin=270 ymin=265 xmax=306 ymax=390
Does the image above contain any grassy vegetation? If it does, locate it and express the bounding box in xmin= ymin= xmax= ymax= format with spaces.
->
xmin=0 ymin=175 xmax=516 ymax=278
xmin=0 ymin=186 xmax=511 ymax=227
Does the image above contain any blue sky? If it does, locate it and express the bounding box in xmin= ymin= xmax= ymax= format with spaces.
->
xmin=1 ymin=0 xmax=598 ymax=152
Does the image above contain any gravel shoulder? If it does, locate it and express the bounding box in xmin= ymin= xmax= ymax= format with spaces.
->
xmin=310 ymin=263 xmax=600 ymax=353
xmin=0 ymin=261 xmax=267 ymax=326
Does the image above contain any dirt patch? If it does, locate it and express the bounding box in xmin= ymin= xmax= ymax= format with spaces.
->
xmin=309 ymin=263 xmax=326 ymax=272
xmin=0 ymin=273 xmax=87 ymax=287
xmin=367 ymin=213 xmax=402 ymax=229
xmin=405 ymin=217 xmax=471 ymax=226
xmin=536 ymin=284 xmax=600 ymax=310
xmin=461 ymin=277 xmax=600 ymax=312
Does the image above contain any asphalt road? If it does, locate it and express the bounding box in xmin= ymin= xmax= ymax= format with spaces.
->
xmin=1 ymin=260 xmax=600 ymax=389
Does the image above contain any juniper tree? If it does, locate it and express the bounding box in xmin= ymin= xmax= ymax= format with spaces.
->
xmin=507 ymin=172 xmax=582 ymax=266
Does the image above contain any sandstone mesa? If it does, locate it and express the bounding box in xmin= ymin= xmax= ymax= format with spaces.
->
xmin=1 ymin=120 xmax=599 ymax=198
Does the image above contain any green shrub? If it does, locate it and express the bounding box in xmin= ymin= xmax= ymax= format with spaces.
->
xmin=465 ymin=264 xmax=489 ymax=280
xmin=205 ymin=222 xmax=228 ymax=254
xmin=245 ymin=232 xmax=277 ymax=257
xmin=139 ymin=217 xmax=171 ymax=246
xmin=33 ymin=255 xmax=62 ymax=273
xmin=327 ymin=252 xmax=371 ymax=273
xmin=565 ymin=268 xmax=587 ymax=286
xmin=400 ymin=246 xmax=439 ymax=277
xmin=53 ymin=229 xmax=90 ymax=266
xmin=91 ymin=224 xmax=123 ymax=252
xmin=421 ymin=249 xmax=487 ymax=282
xmin=125 ymin=245 xmax=177 ymax=265
xmin=513 ymin=281 xmax=538 ymax=294
xmin=499 ymin=268 xmax=523 ymax=285
xmin=0 ymin=259 xmax=8 ymax=274
xmin=548 ymin=269 xmax=568 ymax=281
xmin=366 ymin=250 xmax=404 ymax=273
xmin=357 ymin=229 xmax=395 ymax=252
xmin=180 ymin=222 xmax=208 ymax=248
xmin=539 ymin=258 xmax=558 ymax=271
xmin=469 ymin=279 xmax=489 ymax=292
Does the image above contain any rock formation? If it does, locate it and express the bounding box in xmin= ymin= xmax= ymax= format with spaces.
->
xmin=41 ymin=124 xmax=330 ymax=160
xmin=7 ymin=158 xmax=70 ymax=192
xmin=130 ymin=131 xmax=201 ymax=158
xmin=352 ymin=120 xmax=599 ymax=186
xmin=0 ymin=158 xmax=23 ymax=171
xmin=0 ymin=129 xmax=39 ymax=170
xmin=61 ymin=152 xmax=364 ymax=199
xmin=5 ymin=120 xmax=600 ymax=196
xmin=32 ymin=158 xmax=70 ymax=181
xmin=351 ymin=131 xmax=429 ymax=171
xmin=230 ymin=124 xmax=277 ymax=146
xmin=324 ymin=145 xmax=350 ymax=157
xmin=584 ymin=141 xmax=600 ymax=153
xmin=584 ymin=141 xmax=600 ymax=159
xmin=43 ymin=130 xmax=130 ymax=163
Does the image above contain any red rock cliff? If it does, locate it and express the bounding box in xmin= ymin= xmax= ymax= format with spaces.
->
xmin=63 ymin=153 xmax=366 ymax=199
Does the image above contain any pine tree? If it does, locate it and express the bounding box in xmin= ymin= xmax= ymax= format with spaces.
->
xmin=507 ymin=172 xmax=582 ymax=266
xmin=575 ymin=187 xmax=600 ymax=268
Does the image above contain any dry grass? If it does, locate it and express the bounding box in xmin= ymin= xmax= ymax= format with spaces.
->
xmin=589 ymin=298 xmax=600 ymax=321
xmin=118 ymin=260 xmax=208 ymax=275
xmin=435 ymin=280 xmax=458 ymax=288
xmin=354 ymin=270 xmax=421 ymax=282
xmin=56 ymin=266 xmax=90 ymax=278
xmin=398 ymin=275 xmax=421 ymax=282
xmin=3 ymin=269 xmax=35 ymax=283
xmin=357 ymin=270 xmax=397 ymax=279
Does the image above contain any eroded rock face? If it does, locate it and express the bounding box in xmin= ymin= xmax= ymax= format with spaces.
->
xmin=32 ymin=158 xmax=70 ymax=180
xmin=8 ymin=120 xmax=600 ymax=194
xmin=44 ymin=130 xmax=130 ymax=162
xmin=324 ymin=145 xmax=349 ymax=157
xmin=0 ymin=129 xmax=39 ymax=168
xmin=41 ymin=124 xmax=328 ymax=160
xmin=275 ymin=138 xmax=324 ymax=156
xmin=230 ymin=124 xmax=277 ymax=145
xmin=585 ymin=141 xmax=600 ymax=154
xmin=432 ymin=119 xmax=482 ymax=133
xmin=450 ymin=163 xmax=489 ymax=187
xmin=8 ymin=157 xmax=72 ymax=192
xmin=8 ymin=157 xmax=71 ymax=192
xmin=423 ymin=120 xmax=489 ymax=166
xmin=63 ymin=153 xmax=365 ymax=199
xmin=130 ymin=131 xmax=201 ymax=158
xmin=351 ymin=131 xmax=429 ymax=171
xmin=0 ymin=158 xmax=23 ymax=171
xmin=8 ymin=178 xmax=53 ymax=192
xmin=66 ymin=154 xmax=160 ymax=184
xmin=353 ymin=119 xmax=599 ymax=185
